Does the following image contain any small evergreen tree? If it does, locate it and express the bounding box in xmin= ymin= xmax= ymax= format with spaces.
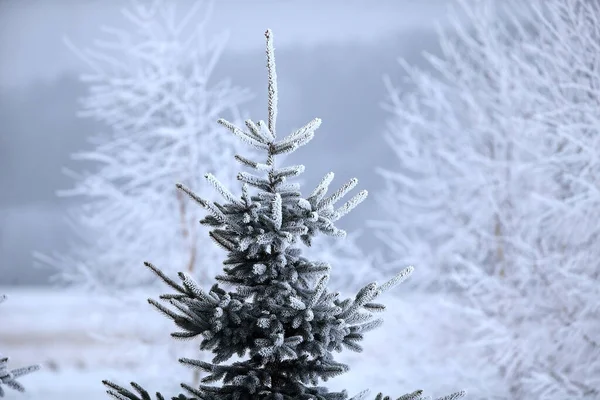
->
xmin=0 ymin=295 xmax=40 ymax=397
xmin=102 ymin=30 xmax=466 ymax=400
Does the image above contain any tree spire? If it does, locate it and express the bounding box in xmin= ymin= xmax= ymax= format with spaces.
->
xmin=265 ymin=29 xmax=278 ymax=139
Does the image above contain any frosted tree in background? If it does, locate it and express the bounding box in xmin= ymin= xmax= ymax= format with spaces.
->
xmin=374 ymin=0 xmax=600 ymax=398
xmin=101 ymin=28 xmax=465 ymax=400
xmin=30 ymin=0 xmax=255 ymax=385
xmin=35 ymin=0 xmax=252 ymax=291
xmin=0 ymin=295 xmax=40 ymax=397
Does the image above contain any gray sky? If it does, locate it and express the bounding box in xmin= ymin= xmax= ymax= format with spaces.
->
xmin=0 ymin=0 xmax=454 ymax=286
xmin=0 ymin=0 xmax=451 ymax=87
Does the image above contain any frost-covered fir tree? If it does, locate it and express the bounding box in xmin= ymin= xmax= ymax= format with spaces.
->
xmin=36 ymin=1 xmax=375 ymax=385
xmin=0 ymin=295 xmax=40 ymax=397
xmin=101 ymin=30 xmax=466 ymax=400
xmin=374 ymin=0 xmax=600 ymax=398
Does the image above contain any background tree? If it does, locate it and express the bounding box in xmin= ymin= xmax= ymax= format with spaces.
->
xmin=32 ymin=0 xmax=253 ymax=386
xmin=0 ymin=295 xmax=40 ymax=397
xmin=36 ymin=0 xmax=251 ymax=291
xmin=101 ymin=28 xmax=466 ymax=400
xmin=373 ymin=0 xmax=600 ymax=398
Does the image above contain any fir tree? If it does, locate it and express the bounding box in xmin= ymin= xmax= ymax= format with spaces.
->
xmin=0 ymin=295 xmax=40 ymax=397
xmin=102 ymin=29 xmax=466 ymax=400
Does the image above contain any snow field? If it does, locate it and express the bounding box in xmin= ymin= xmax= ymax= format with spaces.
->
xmin=1 ymin=287 xmax=484 ymax=399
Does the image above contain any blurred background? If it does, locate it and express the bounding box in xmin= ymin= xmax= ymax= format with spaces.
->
xmin=2 ymin=1 xmax=598 ymax=400
xmin=0 ymin=1 xmax=459 ymax=398
xmin=0 ymin=0 xmax=449 ymax=287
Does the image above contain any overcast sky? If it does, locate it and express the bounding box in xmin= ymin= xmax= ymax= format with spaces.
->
xmin=0 ymin=0 xmax=452 ymax=87
xmin=0 ymin=0 xmax=459 ymax=286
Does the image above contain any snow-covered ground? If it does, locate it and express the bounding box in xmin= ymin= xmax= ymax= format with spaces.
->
xmin=0 ymin=286 xmax=484 ymax=399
